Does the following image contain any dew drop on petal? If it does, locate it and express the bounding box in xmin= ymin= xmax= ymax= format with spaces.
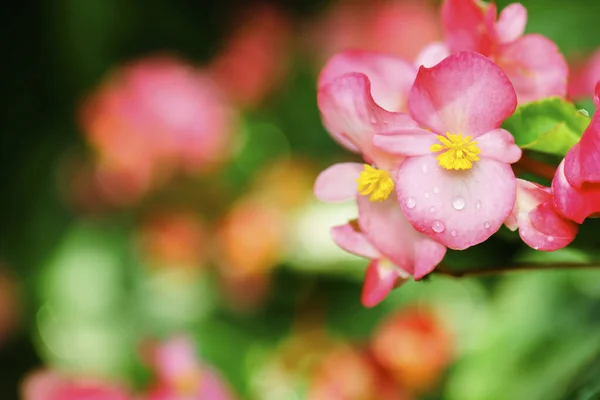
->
xmin=450 ymin=230 xmax=457 ymax=237
xmin=432 ymin=220 xmax=445 ymax=233
xmin=406 ymin=197 xmax=416 ymax=209
xmin=424 ymin=192 xmax=430 ymax=198
xmin=370 ymin=116 xmax=378 ymax=124
xmin=484 ymin=221 xmax=491 ymax=229
xmin=433 ymin=186 xmax=440 ymax=194
xmin=421 ymin=164 xmax=428 ymax=174
xmin=429 ymin=206 xmax=436 ymax=213
xmin=452 ymin=196 xmax=466 ymax=211
xmin=548 ymin=236 xmax=554 ymax=242
xmin=475 ymin=201 xmax=482 ymax=210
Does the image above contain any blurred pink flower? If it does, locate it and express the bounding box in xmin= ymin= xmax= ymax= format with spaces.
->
xmin=144 ymin=336 xmax=236 ymax=400
xmin=569 ymin=50 xmax=600 ymax=100
xmin=80 ymin=56 xmax=236 ymax=204
xmin=552 ymin=83 xmax=600 ymax=223
xmin=435 ymin=0 xmax=568 ymax=103
xmin=370 ymin=308 xmax=452 ymax=394
xmin=309 ymin=0 xmax=442 ymax=64
xmin=209 ymin=4 xmax=291 ymax=107
xmin=505 ymin=179 xmax=579 ymax=251
xmin=21 ymin=370 xmax=131 ymax=400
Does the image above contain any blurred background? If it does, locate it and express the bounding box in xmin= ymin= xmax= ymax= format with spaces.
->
xmin=3 ymin=0 xmax=600 ymax=399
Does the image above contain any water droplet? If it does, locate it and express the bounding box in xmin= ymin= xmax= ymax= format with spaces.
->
xmin=453 ymin=196 xmax=466 ymax=211
xmin=405 ymin=197 xmax=416 ymax=209
xmin=424 ymin=192 xmax=430 ymax=198
xmin=484 ymin=221 xmax=491 ymax=229
xmin=433 ymin=186 xmax=440 ymax=194
xmin=429 ymin=206 xmax=436 ymax=213
xmin=432 ymin=220 xmax=445 ymax=233
xmin=370 ymin=116 xmax=378 ymax=124
xmin=548 ymin=236 xmax=554 ymax=242
xmin=450 ymin=230 xmax=457 ymax=237
xmin=421 ymin=164 xmax=428 ymax=174
xmin=475 ymin=201 xmax=482 ymax=210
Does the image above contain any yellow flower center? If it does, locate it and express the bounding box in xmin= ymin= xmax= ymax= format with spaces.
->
xmin=356 ymin=164 xmax=394 ymax=202
xmin=430 ymin=133 xmax=481 ymax=171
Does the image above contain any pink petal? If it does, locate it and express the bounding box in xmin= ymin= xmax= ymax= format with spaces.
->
xmin=396 ymin=155 xmax=516 ymax=250
xmin=373 ymin=128 xmax=437 ymax=157
xmin=508 ymin=179 xmax=577 ymax=251
xmin=494 ymin=3 xmax=527 ymax=44
xmin=414 ymin=42 xmax=451 ymax=68
xmin=496 ymin=34 xmax=568 ymax=103
xmin=331 ymin=223 xmax=381 ymax=259
xmin=441 ymin=0 xmax=495 ymax=55
xmin=569 ymin=50 xmax=600 ymax=100
xmin=361 ymin=259 xmax=401 ymax=308
xmin=552 ymin=160 xmax=600 ymax=224
xmin=408 ymin=51 xmax=517 ymax=137
xmin=318 ymin=73 xmax=416 ymax=168
xmin=357 ymin=195 xmax=446 ymax=277
xmin=318 ymin=50 xmax=417 ymax=112
xmin=314 ymin=163 xmax=363 ymax=202
xmin=477 ymin=128 xmax=522 ymax=163
xmin=564 ymin=112 xmax=600 ymax=187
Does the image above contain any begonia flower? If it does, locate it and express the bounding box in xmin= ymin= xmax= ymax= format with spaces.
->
xmin=145 ymin=336 xmax=236 ymax=400
xmin=373 ymin=51 xmax=521 ymax=250
xmin=552 ymin=83 xmax=600 ymax=223
xmin=505 ymin=179 xmax=579 ymax=251
xmin=21 ymin=370 xmax=131 ymax=400
xmin=314 ymin=56 xmax=447 ymax=306
xmin=428 ymin=0 xmax=568 ymax=103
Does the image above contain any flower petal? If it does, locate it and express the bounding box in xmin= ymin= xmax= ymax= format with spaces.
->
xmin=476 ymin=128 xmax=522 ymax=163
xmin=331 ymin=223 xmax=380 ymax=259
xmin=496 ymin=34 xmax=568 ymax=103
xmin=314 ymin=162 xmax=363 ymax=202
xmin=361 ymin=259 xmax=402 ymax=308
xmin=564 ymin=113 xmax=600 ymax=187
xmin=396 ymin=155 xmax=516 ymax=250
xmin=441 ymin=0 xmax=495 ymax=55
xmin=494 ymin=3 xmax=527 ymax=44
xmin=552 ymin=160 xmax=600 ymax=224
xmin=373 ymin=128 xmax=438 ymax=157
xmin=318 ymin=50 xmax=417 ymax=112
xmin=415 ymin=42 xmax=451 ymax=68
xmin=408 ymin=51 xmax=517 ymax=137
xmin=318 ymin=73 xmax=417 ymax=168
xmin=357 ymin=195 xmax=446 ymax=277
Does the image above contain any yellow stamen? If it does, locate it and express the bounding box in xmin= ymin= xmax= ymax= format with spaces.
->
xmin=430 ymin=132 xmax=481 ymax=171
xmin=356 ymin=165 xmax=394 ymax=202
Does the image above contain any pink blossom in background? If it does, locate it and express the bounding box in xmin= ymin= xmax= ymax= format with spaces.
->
xmin=144 ymin=336 xmax=236 ymax=400
xmin=552 ymin=83 xmax=600 ymax=223
xmin=569 ymin=50 xmax=600 ymax=100
xmin=434 ymin=0 xmax=568 ymax=103
xmin=80 ymin=56 xmax=236 ymax=204
xmin=21 ymin=370 xmax=131 ymax=400
xmin=370 ymin=308 xmax=452 ymax=394
xmin=314 ymin=51 xmax=446 ymax=306
xmin=309 ymin=0 xmax=441 ymax=64
xmin=209 ymin=4 xmax=291 ymax=107
xmin=373 ymin=51 xmax=521 ymax=250
xmin=505 ymin=179 xmax=579 ymax=251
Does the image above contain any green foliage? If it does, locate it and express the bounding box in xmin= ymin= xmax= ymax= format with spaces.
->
xmin=502 ymin=97 xmax=590 ymax=157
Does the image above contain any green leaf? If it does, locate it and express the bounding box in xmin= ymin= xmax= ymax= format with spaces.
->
xmin=502 ymin=97 xmax=590 ymax=156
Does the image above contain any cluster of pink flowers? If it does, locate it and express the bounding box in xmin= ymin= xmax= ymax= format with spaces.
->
xmin=21 ymin=336 xmax=236 ymax=400
xmin=314 ymin=0 xmax=599 ymax=307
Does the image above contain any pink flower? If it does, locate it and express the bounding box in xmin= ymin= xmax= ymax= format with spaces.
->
xmin=21 ymin=370 xmax=131 ymax=400
xmin=314 ymin=53 xmax=447 ymax=306
xmin=145 ymin=336 xmax=236 ymax=400
xmin=434 ymin=0 xmax=567 ymax=103
xmin=374 ymin=51 xmax=521 ymax=250
xmin=569 ymin=50 xmax=600 ymax=100
xmin=552 ymin=83 xmax=600 ymax=223
xmin=505 ymin=179 xmax=578 ymax=251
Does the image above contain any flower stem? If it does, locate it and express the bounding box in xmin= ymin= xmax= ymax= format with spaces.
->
xmin=513 ymin=153 xmax=557 ymax=181
xmin=434 ymin=262 xmax=600 ymax=278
